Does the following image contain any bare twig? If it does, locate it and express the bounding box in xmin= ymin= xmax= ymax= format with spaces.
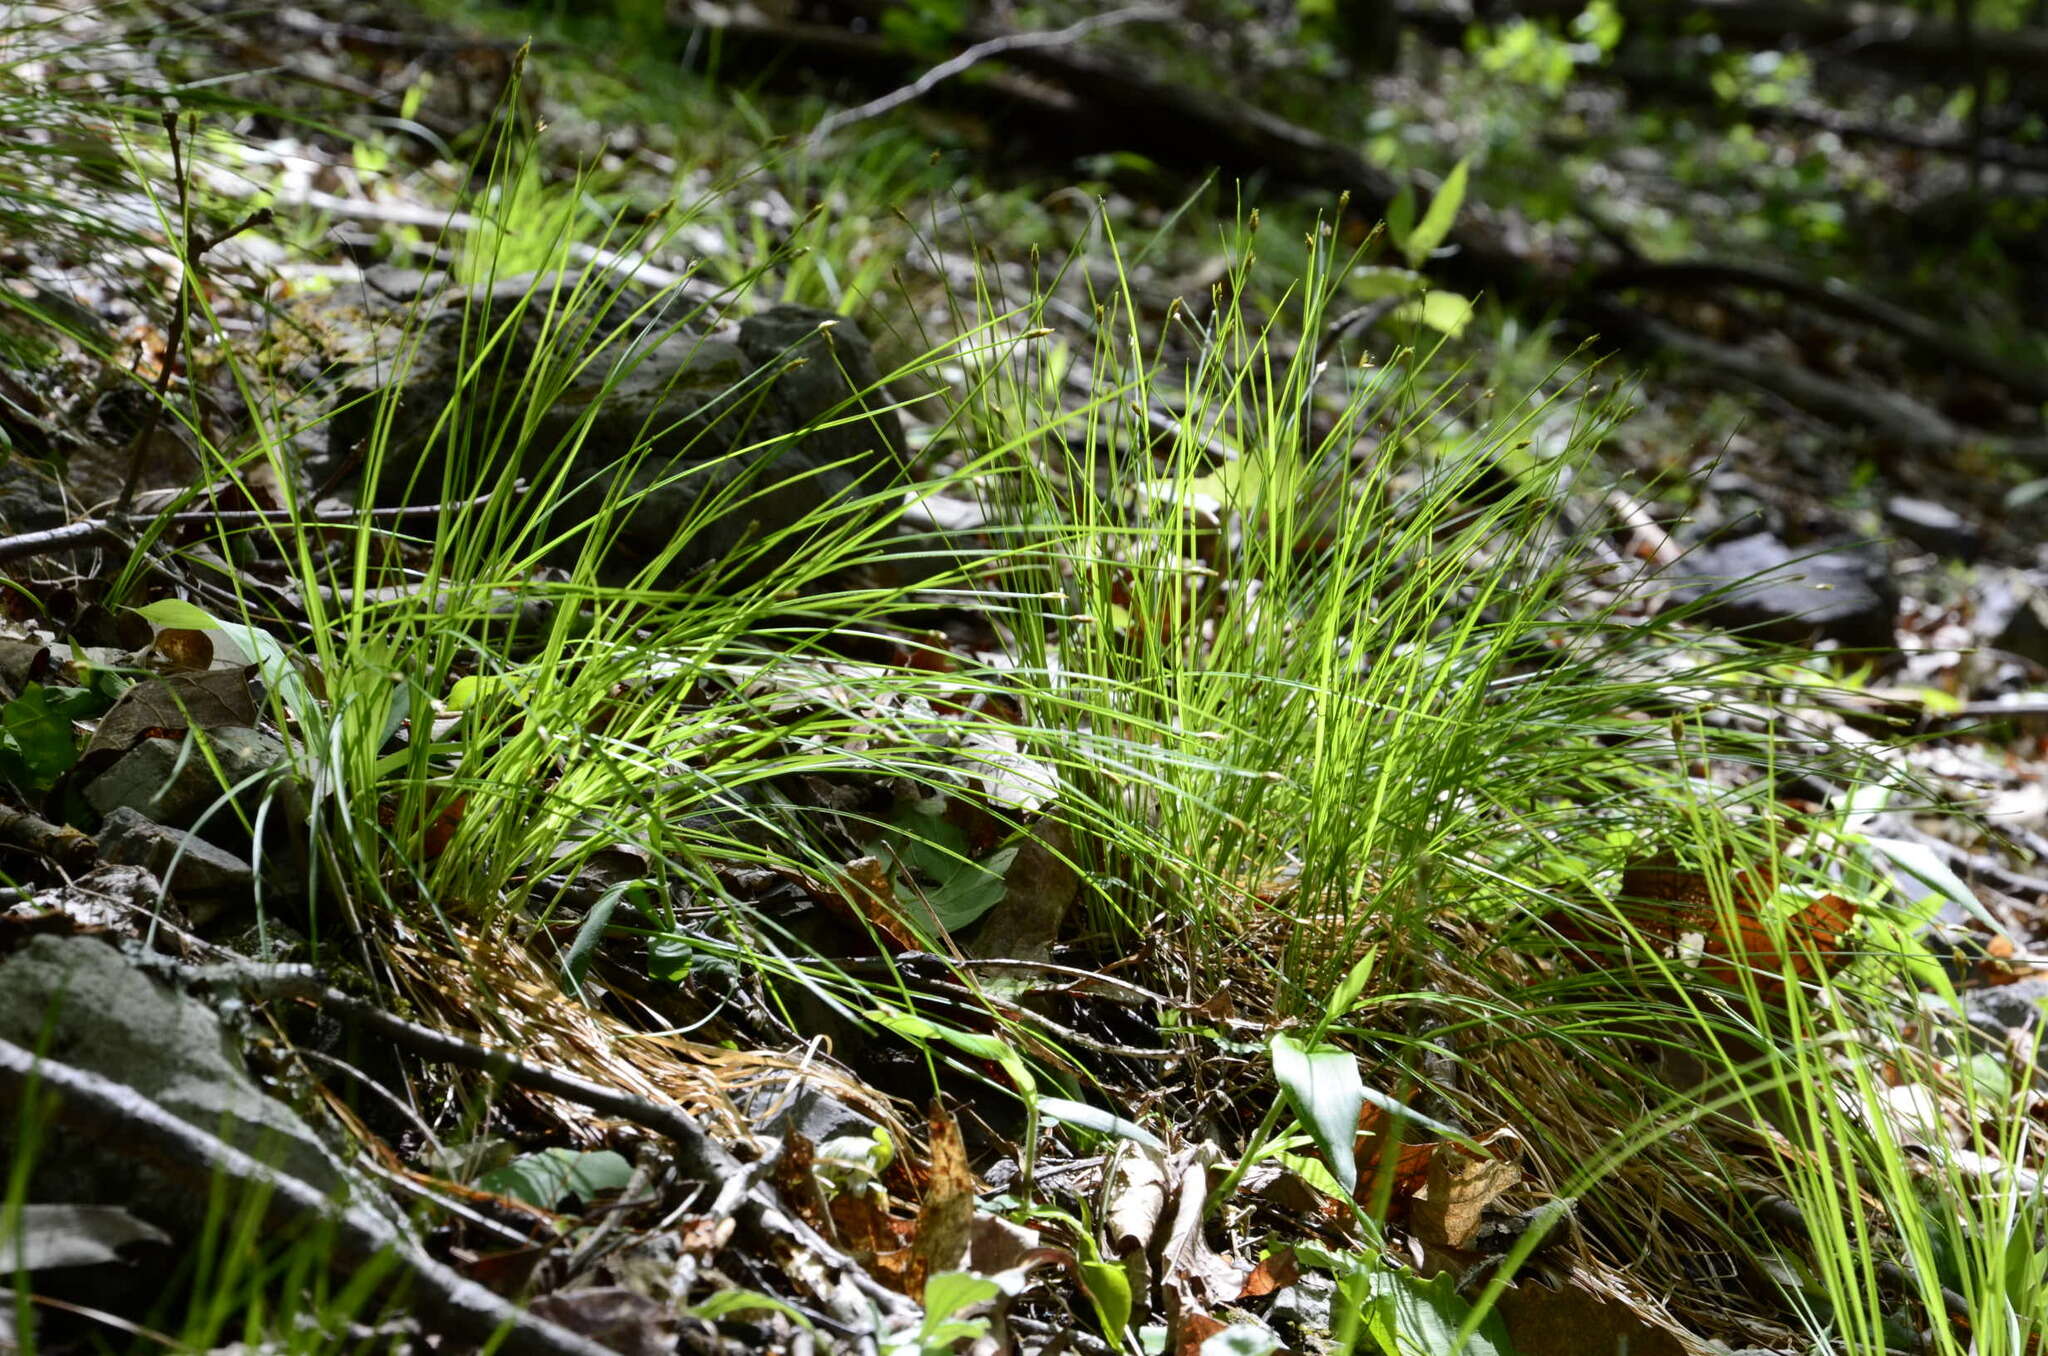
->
xmin=803 ymin=5 xmax=1176 ymax=150
xmin=0 ymin=1038 xmax=619 ymax=1356
xmin=0 ymin=482 xmax=531 ymax=566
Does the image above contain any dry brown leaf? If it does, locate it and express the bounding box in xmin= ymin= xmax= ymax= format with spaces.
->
xmin=1237 ymin=1247 xmax=1299 ymax=1300
xmin=1354 ymin=1104 xmax=1437 ymax=1204
xmin=769 ymin=1131 xmax=831 ymax=1238
xmin=1412 ymin=1142 xmax=1522 ymax=1250
xmin=151 ymin=628 xmax=213 ymax=672
xmin=85 ymin=669 xmax=258 ymax=757
xmin=1159 ymin=1145 xmax=1244 ymax=1309
xmin=960 ymin=817 xmax=1078 ymax=964
xmin=1104 ymin=1142 xmax=1170 ymax=1261
xmin=1605 ymin=853 xmax=1860 ymax=995
xmin=910 ymin=1101 xmax=976 ymax=1300
xmin=810 ymin=855 xmax=920 ymax=953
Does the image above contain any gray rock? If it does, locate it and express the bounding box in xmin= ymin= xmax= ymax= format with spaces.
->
xmin=95 ymin=807 xmax=252 ymax=921
xmin=292 ymin=272 xmax=907 ymax=588
xmin=1991 ymin=587 xmax=2048 ymax=668
xmin=0 ymin=460 xmax=65 ymax=534
xmin=1668 ymin=533 xmax=1898 ymax=651
xmin=1884 ymin=496 xmax=1981 ymax=561
xmin=1962 ymin=978 xmax=2048 ymax=1033
xmin=741 ymin=1075 xmax=879 ymax=1146
xmin=0 ymin=936 xmax=351 ymax=1206
xmin=83 ymin=727 xmax=289 ymax=829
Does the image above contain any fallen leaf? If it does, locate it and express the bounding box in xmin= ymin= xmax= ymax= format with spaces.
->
xmin=1160 ymin=1145 xmax=1245 ymax=1309
xmin=1354 ymin=1104 xmax=1437 ymax=1204
xmin=151 ymin=628 xmax=213 ymax=672
xmin=1412 ymin=1142 xmax=1522 ymax=1250
xmin=910 ymin=1102 xmax=977 ymax=1300
xmin=960 ymin=817 xmax=1079 ymax=963
xmin=1105 ymin=1142 xmax=1170 ymax=1260
xmin=1491 ymin=1276 xmax=1690 ymax=1356
xmin=1604 ymin=853 xmax=1860 ymax=995
xmin=1237 ymin=1247 xmax=1299 ymax=1300
xmin=84 ymin=668 xmax=258 ymax=757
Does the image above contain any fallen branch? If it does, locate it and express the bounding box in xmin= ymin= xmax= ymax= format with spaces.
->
xmin=0 ymin=804 xmax=96 ymax=874
xmin=174 ymin=964 xmax=920 ymax=1329
xmin=1587 ymin=299 xmax=2048 ymax=464
xmin=804 ymin=4 xmax=1175 ymax=149
xmin=0 ymin=1037 xmax=619 ymax=1356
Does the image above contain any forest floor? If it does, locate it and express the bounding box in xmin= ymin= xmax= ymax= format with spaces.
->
xmin=3 ymin=3 xmax=2048 ymax=1355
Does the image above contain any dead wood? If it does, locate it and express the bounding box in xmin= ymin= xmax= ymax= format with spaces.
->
xmin=676 ymin=3 xmax=2047 ymax=462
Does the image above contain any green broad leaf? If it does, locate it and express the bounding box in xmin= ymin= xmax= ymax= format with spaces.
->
xmin=1346 ymin=266 xmax=1428 ymax=301
xmin=1279 ymin=1150 xmax=1348 ymax=1201
xmin=1322 ymin=950 xmax=1379 ymax=1025
xmin=1864 ymin=836 xmax=1998 ymax=931
xmin=881 ymin=807 xmax=1020 ymax=931
xmin=2 ymin=685 xmax=81 ymax=791
xmin=1403 ymin=158 xmax=1471 ymax=268
xmin=921 ymin=1271 xmax=1000 ymax=1340
xmin=647 ymin=933 xmax=692 ymax=983
xmin=476 ymin=1148 xmax=632 ymax=1210
xmin=1271 ymin=1033 xmax=1364 ymax=1195
xmin=1364 ymin=1266 xmax=1512 ymax=1356
xmin=1331 ymin=1261 xmax=1395 ymax=1356
xmin=1079 ymin=1258 xmax=1133 ymax=1340
xmin=922 ymin=844 xmax=1018 ymax=930
xmin=872 ymin=1009 xmax=1036 ymax=1097
xmin=133 ymin=599 xmax=219 ymax=630
xmin=1383 ymin=186 xmax=1416 ymax=256
xmin=1038 ymin=1096 xmax=1163 ymax=1149
xmin=1393 ymin=291 xmax=1474 ymax=337
xmin=208 ymin=620 xmax=316 ymax=724
xmin=563 ymin=882 xmax=647 ymax=999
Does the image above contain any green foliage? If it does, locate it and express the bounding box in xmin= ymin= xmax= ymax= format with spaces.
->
xmin=476 ymin=1147 xmax=634 ymax=1209
xmin=1270 ymin=1033 xmax=1367 ymax=1194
